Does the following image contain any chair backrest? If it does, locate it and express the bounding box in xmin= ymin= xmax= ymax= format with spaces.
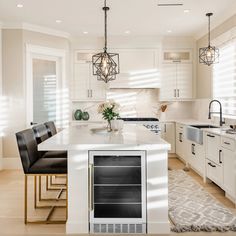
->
xmin=44 ymin=121 xmax=57 ymax=137
xmin=16 ymin=129 xmax=40 ymax=174
xmin=32 ymin=124 xmax=49 ymax=144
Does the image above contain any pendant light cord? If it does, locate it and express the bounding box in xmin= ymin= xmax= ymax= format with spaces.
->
xmin=208 ymin=14 xmax=211 ymax=47
xmin=104 ymin=0 xmax=108 ymax=52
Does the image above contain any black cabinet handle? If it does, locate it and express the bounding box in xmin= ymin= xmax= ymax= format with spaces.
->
xmin=208 ymin=162 xmax=216 ymax=168
xmin=224 ymin=142 xmax=230 ymax=145
xmin=30 ymin=122 xmax=37 ymax=125
xmin=191 ymin=143 xmax=195 ymax=155
xmin=219 ymin=150 xmax=222 ymax=164
xmin=179 ymin=133 xmax=183 ymax=142
xmin=207 ymin=134 xmax=215 ymax=138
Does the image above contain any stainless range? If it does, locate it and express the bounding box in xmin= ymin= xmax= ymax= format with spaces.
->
xmin=120 ymin=117 xmax=161 ymax=135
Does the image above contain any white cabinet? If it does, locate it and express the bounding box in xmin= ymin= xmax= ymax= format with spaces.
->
xmin=205 ymin=133 xmax=221 ymax=165
xmin=222 ymin=147 xmax=236 ymax=199
xmin=188 ymin=142 xmax=205 ymax=176
xmin=160 ymin=122 xmax=175 ymax=154
xmin=72 ymin=62 xmax=106 ymax=101
xmin=109 ymin=49 xmax=160 ymax=88
xmin=205 ymin=132 xmax=223 ymax=187
xmin=206 ymin=158 xmax=224 ymax=187
xmin=175 ymin=123 xmax=188 ymax=162
xmin=160 ymin=49 xmax=193 ymax=101
xmin=163 ymin=50 xmax=192 ymax=63
xmin=204 ymin=132 xmax=236 ymax=202
xmin=160 ymin=63 xmax=192 ymax=100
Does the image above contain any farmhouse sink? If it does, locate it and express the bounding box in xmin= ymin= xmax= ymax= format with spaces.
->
xmin=186 ymin=124 xmax=218 ymax=145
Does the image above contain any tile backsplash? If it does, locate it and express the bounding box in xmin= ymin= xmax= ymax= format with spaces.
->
xmin=72 ymin=89 xmax=195 ymax=121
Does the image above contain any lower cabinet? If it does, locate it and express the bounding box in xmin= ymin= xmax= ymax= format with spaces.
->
xmin=188 ymin=142 xmax=205 ymax=176
xmin=175 ymin=123 xmax=188 ymax=162
xmin=160 ymin=122 xmax=175 ymax=154
xmin=206 ymin=159 xmax=223 ymax=188
xmin=222 ymin=147 xmax=236 ymax=199
xmin=204 ymin=131 xmax=236 ymax=203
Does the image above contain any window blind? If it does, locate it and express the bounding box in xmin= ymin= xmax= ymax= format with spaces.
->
xmin=213 ymin=39 xmax=236 ymax=116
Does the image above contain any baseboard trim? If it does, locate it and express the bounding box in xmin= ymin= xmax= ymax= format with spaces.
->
xmin=3 ymin=157 xmax=21 ymax=169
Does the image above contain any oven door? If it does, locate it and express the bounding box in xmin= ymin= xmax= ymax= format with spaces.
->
xmin=89 ymin=150 xmax=146 ymax=234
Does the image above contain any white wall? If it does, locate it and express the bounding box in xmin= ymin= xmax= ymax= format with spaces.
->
xmin=2 ymin=29 xmax=70 ymax=162
xmin=0 ymin=24 xmax=3 ymax=170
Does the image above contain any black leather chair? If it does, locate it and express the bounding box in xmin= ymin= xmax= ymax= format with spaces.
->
xmin=44 ymin=121 xmax=57 ymax=137
xmin=16 ymin=129 xmax=67 ymax=224
xmin=32 ymin=124 xmax=67 ymax=192
xmin=32 ymin=124 xmax=66 ymax=158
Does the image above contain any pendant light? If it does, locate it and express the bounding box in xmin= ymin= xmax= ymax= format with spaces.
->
xmin=199 ymin=13 xmax=219 ymax=66
xmin=92 ymin=0 xmax=120 ymax=83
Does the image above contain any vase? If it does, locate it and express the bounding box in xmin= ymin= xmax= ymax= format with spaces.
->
xmin=111 ymin=120 xmax=124 ymax=131
xmin=159 ymin=112 xmax=166 ymax=121
xmin=74 ymin=109 xmax=83 ymax=120
xmin=82 ymin=111 xmax=90 ymax=121
xmin=107 ymin=120 xmax=112 ymax=132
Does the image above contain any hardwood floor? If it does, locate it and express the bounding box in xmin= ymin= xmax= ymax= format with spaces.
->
xmin=0 ymin=158 xmax=235 ymax=236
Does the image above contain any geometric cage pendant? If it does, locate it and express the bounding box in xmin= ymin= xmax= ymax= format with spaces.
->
xmin=92 ymin=0 xmax=120 ymax=83
xmin=199 ymin=45 xmax=219 ymax=66
xmin=92 ymin=51 xmax=120 ymax=83
xmin=199 ymin=13 xmax=219 ymax=66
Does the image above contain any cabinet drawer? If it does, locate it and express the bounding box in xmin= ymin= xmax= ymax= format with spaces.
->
xmin=205 ymin=133 xmax=221 ymax=164
xmin=176 ymin=123 xmax=184 ymax=131
xmin=221 ymin=137 xmax=235 ymax=151
xmin=206 ymin=159 xmax=223 ymax=187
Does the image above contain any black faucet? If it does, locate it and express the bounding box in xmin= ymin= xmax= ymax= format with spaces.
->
xmin=208 ymin=100 xmax=225 ymax=126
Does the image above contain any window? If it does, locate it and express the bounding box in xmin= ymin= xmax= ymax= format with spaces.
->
xmin=213 ymin=39 xmax=236 ymax=116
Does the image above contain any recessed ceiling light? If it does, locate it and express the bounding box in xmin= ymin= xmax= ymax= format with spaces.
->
xmin=167 ymin=30 xmax=172 ymax=33
xmin=83 ymin=31 xmax=88 ymax=34
xmin=56 ymin=20 xmax=62 ymax=24
xmin=16 ymin=3 xmax=23 ymax=8
xmin=125 ymin=30 xmax=131 ymax=34
xmin=184 ymin=9 xmax=190 ymax=13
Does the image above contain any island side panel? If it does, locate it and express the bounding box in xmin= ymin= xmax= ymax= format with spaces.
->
xmin=147 ymin=148 xmax=170 ymax=234
xmin=66 ymin=150 xmax=89 ymax=234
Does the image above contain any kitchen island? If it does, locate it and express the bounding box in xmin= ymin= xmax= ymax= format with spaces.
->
xmin=38 ymin=124 xmax=170 ymax=235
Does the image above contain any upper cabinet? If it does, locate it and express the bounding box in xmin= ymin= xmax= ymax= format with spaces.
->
xmin=160 ymin=49 xmax=193 ymax=101
xmin=72 ymin=51 xmax=106 ymax=101
xmin=109 ymin=49 xmax=161 ymax=89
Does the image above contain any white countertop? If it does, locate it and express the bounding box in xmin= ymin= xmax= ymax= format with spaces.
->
xmin=202 ymin=128 xmax=236 ymax=140
xmin=38 ymin=124 xmax=170 ymax=151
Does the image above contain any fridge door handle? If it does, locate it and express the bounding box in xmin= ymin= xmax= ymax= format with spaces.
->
xmin=89 ymin=164 xmax=94 ymax=211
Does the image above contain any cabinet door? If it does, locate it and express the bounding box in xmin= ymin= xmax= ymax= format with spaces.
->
xmin=161 ymin=123 xmax=175 ymax=154
xmin=189 ymin=143 xmax=204 ymax=176
xmin=176 ymin=124 xmax=187 ymax=161
xmin=109 ymin=49 xmax=160 ymax=88
xmin=73 ymin=63 xmax=90 ymax=100
xmin=206 ymin=159 xmax=223 ymax=187
xmin=205 ymin=133 xmax=221 ymax=165
xmin=89 ymin=64 xmax=106 ymax=101
xmin=176 ymin=63 xmax=192 ymax=99
xmin=222 ymin=148 xmax=236 ymax=198
xmin=160 ymin=64 xmax=177 ymax=100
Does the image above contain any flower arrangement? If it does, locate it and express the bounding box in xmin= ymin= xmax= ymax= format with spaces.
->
xmin=98 ymin=100 xmax=120 ymax=131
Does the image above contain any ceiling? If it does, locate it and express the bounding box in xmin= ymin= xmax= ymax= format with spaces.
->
xmin=0 ymin=0 xmax=236 ymax=38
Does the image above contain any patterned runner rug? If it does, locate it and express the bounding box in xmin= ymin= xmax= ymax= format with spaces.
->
xmin=169 ymin=170 xmax=236 ymax=233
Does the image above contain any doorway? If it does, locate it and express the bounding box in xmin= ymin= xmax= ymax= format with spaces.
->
xmin=26 ymin=45 xmax=69 ymax=128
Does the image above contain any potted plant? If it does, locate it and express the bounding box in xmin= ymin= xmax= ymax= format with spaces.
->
xmin=98 ymin=100 xmax=120 ymax=131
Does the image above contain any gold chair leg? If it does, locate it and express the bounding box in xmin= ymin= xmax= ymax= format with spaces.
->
xmin=34 ymin=176 xmax=37 ymax=208
xmin=24 ymin=175 xmax=28 ymax=224
xmin=38 ymin=176 xmax=66 ymax=201
xmin=25 ymin=174 xmax=67 ymax=224
xmin=50 ymin=175 xmax=66 ymax=187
